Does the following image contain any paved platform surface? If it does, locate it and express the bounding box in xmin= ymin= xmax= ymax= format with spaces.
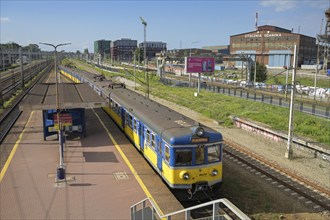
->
xmin=0 ymin=109 xmax=147 ymax=220
xmin=19 ymin=70 xmax=107 ymax=111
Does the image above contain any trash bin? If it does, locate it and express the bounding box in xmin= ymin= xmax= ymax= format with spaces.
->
xmin=57 ymin=165 xmax=66 ymax=180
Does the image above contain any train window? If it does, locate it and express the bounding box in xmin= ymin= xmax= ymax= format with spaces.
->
xmin=151 ymin=134 xmax=155 ymax=149
xmin=114 ymin=102 xmax=120 ymax=115
xmin=165 ymin=145 xmax=170 ymax=163
xmin=175 ymin=149 xmax=192 ymax=166
xmin=208 ymin=145 xmax=220 ymax=163
xmin=126 ymin=114 xmax=133 ymax=128
xmin=133 ymin=119 xmax=137 ymax=132
xmin=195 ymin=146 xmax=205 ymax=165
xmin=146 ymin=129 xmax=150 ymax=145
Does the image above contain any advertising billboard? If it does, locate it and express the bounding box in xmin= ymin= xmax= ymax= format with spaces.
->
xmin=185 ymin=57 xmax=215 ymax=73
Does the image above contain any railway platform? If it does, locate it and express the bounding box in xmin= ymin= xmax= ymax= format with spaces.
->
xmin=0 ymin=71 xmax=185 ymax=219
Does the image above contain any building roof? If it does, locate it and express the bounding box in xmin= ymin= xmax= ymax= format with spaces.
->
xmin=19 ymin=82 xmax=107 ymax=111
xmin=257 ymin=25 xmax=291 ymax=33
xmin=230 ymin=25 xmax=315 ymax=39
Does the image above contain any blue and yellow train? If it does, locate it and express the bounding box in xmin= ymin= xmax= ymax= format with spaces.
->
xmin=60 ymin=66 xmax=224 ymax=198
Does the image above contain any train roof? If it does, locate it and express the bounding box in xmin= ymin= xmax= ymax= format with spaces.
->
xmin=59 ymin=66 xmax=223 ymax=145
xmin=109 ymin=88 xmax=223 ymax=145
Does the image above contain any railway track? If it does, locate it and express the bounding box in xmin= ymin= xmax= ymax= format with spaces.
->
xmin=223 ymin=140 xmax=330 ymax=212
xmin=185 ymin=139 xmax=330 ymax=219
xmin=0 ymin=63 xmax=52 ymax=143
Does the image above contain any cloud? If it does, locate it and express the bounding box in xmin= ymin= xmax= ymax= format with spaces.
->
xmin=260 ymin=0 xmax=329 ymax=12
xmin=260 ymin=0 xmax=298 ymax=12
xmin=0 ymin=17 xmax=10 ymax=23
xmin=305 ymin=0 xmax=329 ymax=9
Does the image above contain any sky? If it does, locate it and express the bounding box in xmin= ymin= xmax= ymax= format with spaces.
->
xmin=1 ymin=0 xmax=329 ymax=52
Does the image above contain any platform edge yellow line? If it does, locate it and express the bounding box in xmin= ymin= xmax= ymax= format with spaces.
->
xmin=0 ymin=111 xmax=34 ymax=183
xmin=93 ymin=109 xmax=165 ymax=217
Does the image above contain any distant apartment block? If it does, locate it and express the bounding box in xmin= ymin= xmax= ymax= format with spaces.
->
xmin=139 ymin=41 xmax=167 ymax=60
xmin=94 ymin=40 xmax=111 ymax=55
xmin=111 ymin=38 xmax=137 ymax=62
xmin=202 ymin=45 xmax=230 ymax=55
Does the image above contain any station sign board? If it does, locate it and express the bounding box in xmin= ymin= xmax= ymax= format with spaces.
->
xmin=53 ymin=113 xmax=73 ymax=129
xmin=185 ymin=57 xmax=215 ymax=73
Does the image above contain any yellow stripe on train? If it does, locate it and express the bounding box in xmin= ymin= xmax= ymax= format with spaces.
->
xmin=162 ymin=163 xmax=222 ymax=185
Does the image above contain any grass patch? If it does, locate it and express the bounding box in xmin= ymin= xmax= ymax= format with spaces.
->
xmin=266 ymin=73 xmax=330 ymax=88
xmin=150 ymin=81 xmax=330 ymax=146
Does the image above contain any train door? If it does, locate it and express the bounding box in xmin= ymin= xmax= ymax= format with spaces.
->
xmin=156 ymin=137 xmax=163 ymax=172
xmin=139 ymin=124 xmax=144 ymax=151
xmin=120 ymin=108 xmax=125 ymax=129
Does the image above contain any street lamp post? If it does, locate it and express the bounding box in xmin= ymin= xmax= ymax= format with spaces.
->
xmin=39 ymin=42 xmax=71 ymax=181
xmin=189 ymin=41 xmax=200 ymax=86
xmin=140 ymin=16 xmax=149 ymax=98
xmin=285 ymin=44 xmax=297 ymax=160
xmin=285 ymin=47 xmax=292 ymax=101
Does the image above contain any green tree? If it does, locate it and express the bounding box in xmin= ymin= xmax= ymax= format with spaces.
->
xmin=83 ymin=48 xmax=89 ymax=54
xmin=0 ymin=42 xmax=20 ymax=50
xmin=23 ymin=44 xmax=40 ymax=52
xmin=251 ymin=61 xmax=267 ymax=82
xmin=135 ymin=48 xmax=143 ymax=64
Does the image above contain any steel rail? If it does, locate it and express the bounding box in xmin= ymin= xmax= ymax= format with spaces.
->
xmin=224 ymin=140 xmax=330 ymax=211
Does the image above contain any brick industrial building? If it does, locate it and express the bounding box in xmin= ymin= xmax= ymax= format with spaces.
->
xmin=230 ymin=25 xmax=317 ymax=68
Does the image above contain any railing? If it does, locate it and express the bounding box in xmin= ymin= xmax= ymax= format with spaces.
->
xmin=131 ymin=197 xmax=251 ymax=220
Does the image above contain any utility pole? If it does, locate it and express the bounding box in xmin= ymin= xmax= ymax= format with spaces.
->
xmin=19 ymin=47 xmax=24 ymax=88
xmin=140 ymin=16 xmax=149 ymax=98
xmin=315 ymin=18 xmax=324 ymax=100
xmin=285 ymin=44 xmax=297 ymax=160
xmin=134 ymin=49 xmax=136 ymax=90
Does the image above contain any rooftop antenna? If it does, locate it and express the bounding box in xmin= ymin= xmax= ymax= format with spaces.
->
xmin=298 ymin=25 xmax=300 ymax=34
xmin=255 ymin=12 xmax=258 ymax=31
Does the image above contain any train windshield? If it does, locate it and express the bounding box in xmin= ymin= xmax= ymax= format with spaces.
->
xmin=208 ymin=145 xmax=221 ymax=163
xmin=195 ymin=146 xmax=205 ymax=165
xmin=175 ymin=149 xmax=192 ymax=166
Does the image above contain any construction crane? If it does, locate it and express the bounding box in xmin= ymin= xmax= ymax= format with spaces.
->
xmin=140 ymin=16 xmax=149 ymax=98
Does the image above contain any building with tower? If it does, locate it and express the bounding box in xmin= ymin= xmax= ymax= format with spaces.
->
xmin=230 ymin=25 xmax=317 ymax=68
xmin=317 ymin=8 xmax=330 ymax=71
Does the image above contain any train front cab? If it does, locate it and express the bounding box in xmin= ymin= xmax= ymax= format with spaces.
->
xmin=162 ymin=141 xmax=223 ymax=190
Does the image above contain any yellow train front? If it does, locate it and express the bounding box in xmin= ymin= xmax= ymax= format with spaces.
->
xmin=105 ymin=88 xmax=223 ymax=199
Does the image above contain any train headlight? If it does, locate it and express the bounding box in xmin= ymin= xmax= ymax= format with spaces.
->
xmin=211 ymin=169 xmax=218 ymax=176
xmin=195 ymin=127 xmax=204 ymax=137
xmin=180 ymin=171 xmax=190 ymax=180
